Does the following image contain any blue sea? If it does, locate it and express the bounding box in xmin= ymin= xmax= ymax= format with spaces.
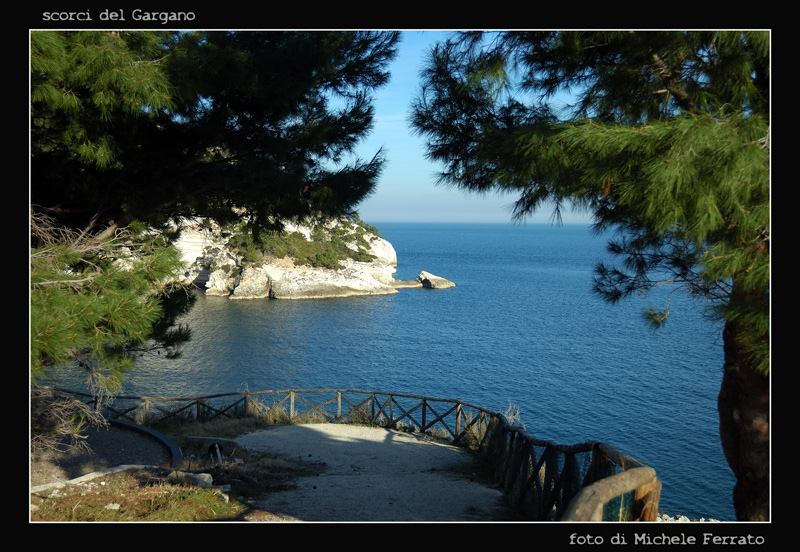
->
xmin=47 ymin=222 xmax=737 ymax=520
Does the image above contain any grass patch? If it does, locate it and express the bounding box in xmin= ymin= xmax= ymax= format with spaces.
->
xmin=153 ymin=416 xmax=271 ymax=446
xmin=30 ymin=468 xmax=248 ymax=522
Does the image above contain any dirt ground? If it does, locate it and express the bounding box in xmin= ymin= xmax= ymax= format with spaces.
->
xmin=30 ymin=422 xmax=518 ymax=522
xmin=232 ymin=423 xmax=518 ymax=522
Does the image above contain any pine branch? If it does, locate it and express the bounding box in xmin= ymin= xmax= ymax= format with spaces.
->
xmin=649 ymin=52 xmax=697 ymax=113
xmin=31 ymin=276 xmax=96 ymax=288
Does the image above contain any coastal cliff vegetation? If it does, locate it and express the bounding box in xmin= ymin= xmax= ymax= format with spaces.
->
xmin=226 ymin=216 xmax=381 ymax=271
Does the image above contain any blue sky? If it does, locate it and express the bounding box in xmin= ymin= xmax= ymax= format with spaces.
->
xmin=353 ymin=30 xmax=592 ymax=225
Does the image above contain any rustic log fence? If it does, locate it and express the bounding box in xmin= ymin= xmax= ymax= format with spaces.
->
xmin=51 ymin=387 xmax=660 ymax=521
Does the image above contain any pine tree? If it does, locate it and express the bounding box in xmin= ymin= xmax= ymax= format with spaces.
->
xmin=31 ymin=31 xmax=189 ymax=392
xmin=30 ymin=212 xmax=190 ymax=393
xmin=30 ymin=31 xmax=398 ymax=416
xmin=411 ymin=31 xmax=769 ymax=521
xmin=31 ymin=31 xmax=175 ymax=170
xmin=31 ymin=30 xmax=400 ymax=235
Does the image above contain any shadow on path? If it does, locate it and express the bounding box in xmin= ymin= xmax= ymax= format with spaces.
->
xmin=234 ymin=423 xmax=515 ymax=522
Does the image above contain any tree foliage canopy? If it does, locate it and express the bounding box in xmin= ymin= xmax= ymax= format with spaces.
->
xmin=411 ymin=30 xmax=769 ymax=374
xmin=31 ymin=30 xmax=400 ymax=234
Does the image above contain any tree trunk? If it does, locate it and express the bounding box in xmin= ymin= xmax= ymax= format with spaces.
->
xmin=717 ymin=319 xmax=770 ymax=521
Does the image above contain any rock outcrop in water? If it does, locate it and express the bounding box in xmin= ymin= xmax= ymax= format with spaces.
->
xmin=172 ymin=216 xmax=454 ymax=299
xmin=418 ymin=270 xmax=457 ymax=290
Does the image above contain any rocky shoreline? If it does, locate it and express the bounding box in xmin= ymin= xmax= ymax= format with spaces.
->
xmin=656 ymin=513 xmax=721 ymax=522
xmin=172 ymin=217 xmax=454 ymax=300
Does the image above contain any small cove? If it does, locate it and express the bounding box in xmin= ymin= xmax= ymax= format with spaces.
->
xmin=43 ymin=222 xmax=736 ymax=520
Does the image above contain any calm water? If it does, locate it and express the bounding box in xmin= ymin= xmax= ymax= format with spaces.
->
xmin=47 ymin=222 xmax=736 ymax=520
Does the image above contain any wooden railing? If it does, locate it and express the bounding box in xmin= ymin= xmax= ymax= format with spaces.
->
xmin=51 ymin=387 xmax=660 ymax=521
xmin=481 ymin=414 xmax=662 ymax=521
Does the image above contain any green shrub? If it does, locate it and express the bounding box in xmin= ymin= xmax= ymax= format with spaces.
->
xmin=224 ymin=217 xmax=378 ymax=270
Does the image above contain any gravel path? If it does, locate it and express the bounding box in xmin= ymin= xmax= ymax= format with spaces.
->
xmin=234 ymin=423 xmax=517 ymax=521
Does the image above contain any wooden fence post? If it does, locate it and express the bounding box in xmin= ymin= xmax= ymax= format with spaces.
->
xmin=632 ymin=478 xmax=662 ymax=521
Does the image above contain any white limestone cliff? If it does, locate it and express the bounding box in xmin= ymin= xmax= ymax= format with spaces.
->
xmin=172 ymin=217 xmax=453 ymax=300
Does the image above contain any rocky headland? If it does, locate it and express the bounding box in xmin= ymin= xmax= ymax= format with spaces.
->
xmin=172 ymin=216 xmax=454 ymax=299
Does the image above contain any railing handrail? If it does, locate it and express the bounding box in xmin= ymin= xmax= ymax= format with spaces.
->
xmin=561 ymin=466 xmax=660 ymax=521
xmin=41 ymin=386 xmax=660 ymax=521
xmin=59 ymin=387 xmax=498 ymax=413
